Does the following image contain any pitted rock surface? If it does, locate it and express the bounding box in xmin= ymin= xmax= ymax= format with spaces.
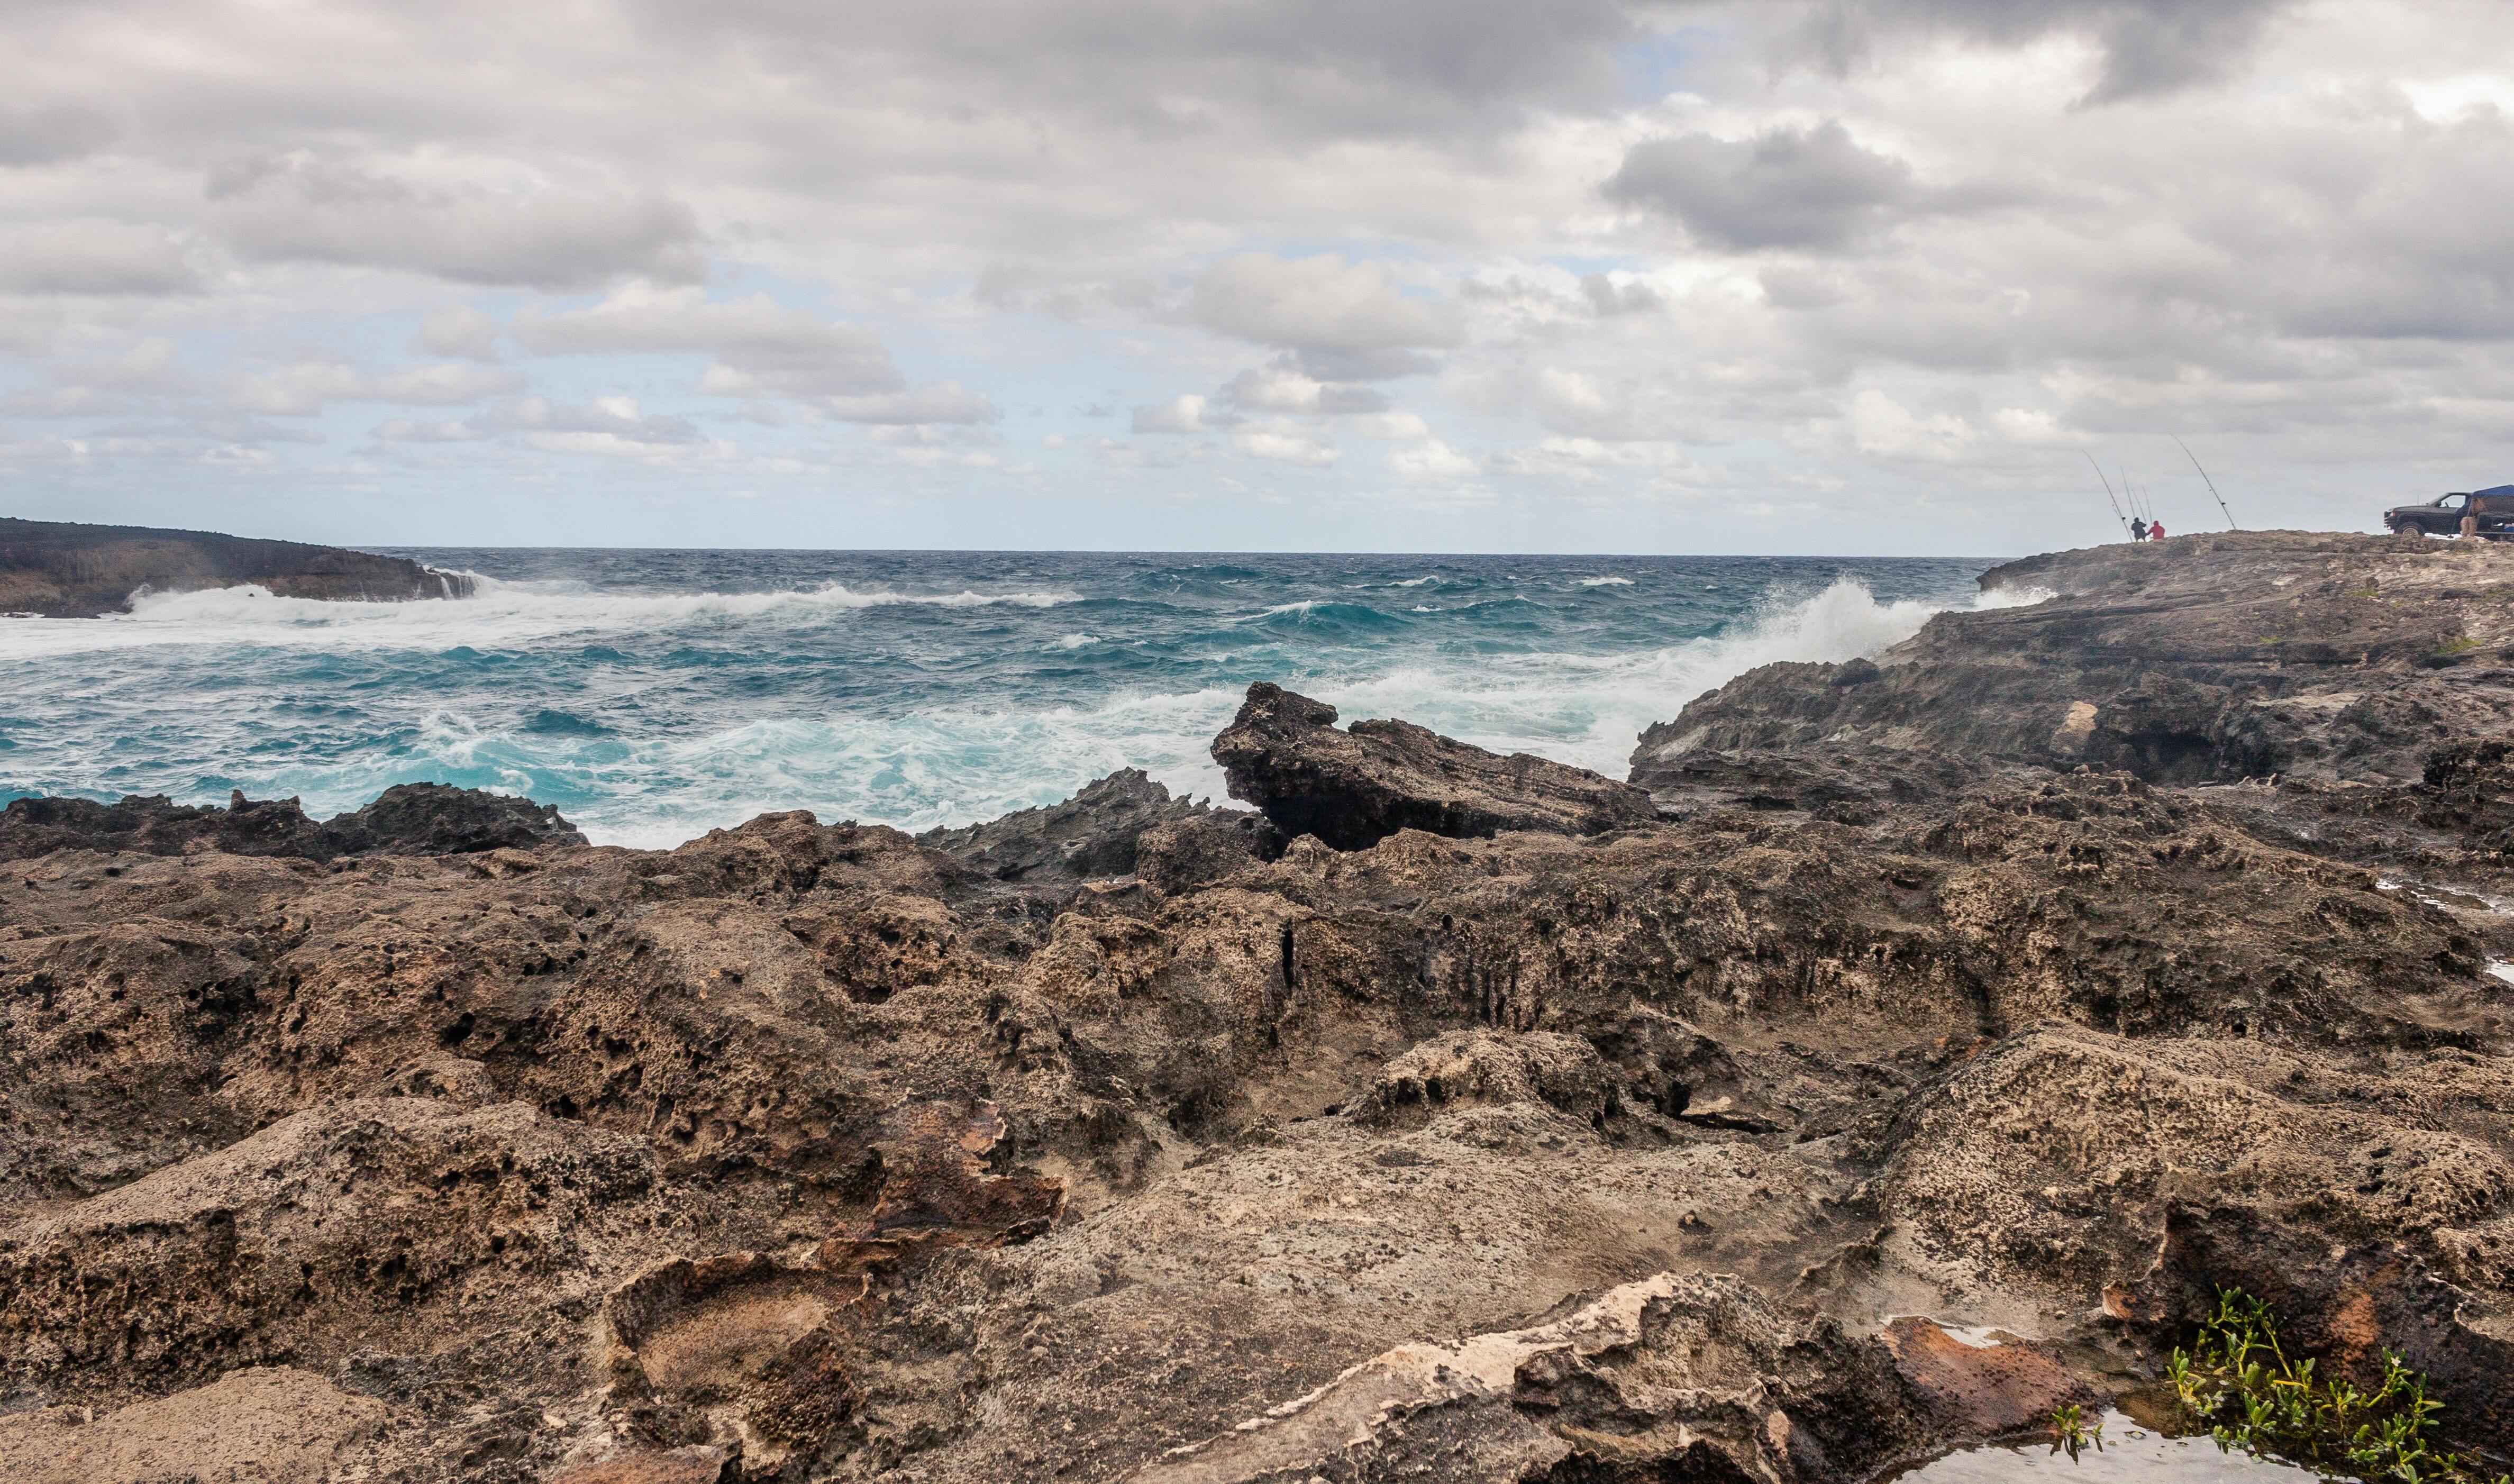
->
xmin=4 ymin=533 xmax=2514 ymax=1478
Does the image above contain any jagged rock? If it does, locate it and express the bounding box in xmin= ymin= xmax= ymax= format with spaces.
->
xmin=0 ymin=781 xmax=586 ymax=862
xmin=916 ymin=768 xmax=1274 ymax=887
xmin=1134 ymin=809 xmax=1282 ymax=892
xmin=0 ymin=1366 xmax=388 ymax=1484
xmin=1213 ymin=681 xmax=1659 ymax=848
xmin=1354 ymin=1029 xmax=1611 ymax=1128
xmin=0 ymin=1098 xmax=657 ymax=1402
xmin=1634 ymin=531 xmax=2514 ymax=791
xmin=323 ymin=781 xmax=588 ymax=855
xmin=1131 ymin=1271 xmax=2084 ymax=1483
xmin=10 ymin=535 xmax=2514 ymax=1476
xmin=0 ymin=515 xmax=472 ymax=617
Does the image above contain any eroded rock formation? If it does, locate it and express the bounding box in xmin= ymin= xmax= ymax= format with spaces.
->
xmin=6 ymin=532 xmax=2514 ymax=1480
xmin=1214 ymin=680 xmax=1657 ymax=848
xmin=0 ymin=516 xmax=473 ymax=617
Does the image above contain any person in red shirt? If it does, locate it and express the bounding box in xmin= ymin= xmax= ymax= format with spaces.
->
xmin=2147 ymin=519 xmax=2167 ymax=541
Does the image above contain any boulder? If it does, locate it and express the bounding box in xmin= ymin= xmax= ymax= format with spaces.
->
xmin=0 ymin=782 xmax=586 ymax=862
xmin=1211 ymin=682 xmax=1659 ymax=848
xmin=916 ymin=769 xmax=1271 ymax=886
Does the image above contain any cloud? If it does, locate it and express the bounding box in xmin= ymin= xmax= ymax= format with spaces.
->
xmin=0 ymin=98 xmax=128 ymax=167
xmin=208 ymin=156 xmax=705 ymax=289
xmin=1191 ymin=253 xmax=1463 ymax=379
xmin=1386 ymin=438 xmax=1479 ymax=479
xmin=1796 ymin=0 xmax=2299 ymax=105
xmin=1342 ymin=411 xmax=1432 ymax=440
xmin=228 ymin=360 xmax=523 ymax=416
xmin=823 ymin=381 xmax=1001 ymax=425
xmin=1232 ymin=421 xmax=1340 ymax=464
xmin=1489 ymin=437 xmax=1693 ymax=473
xmin=1605 ymin=122 xmax=1918 ymax=252
xmin=516 ymin=285 xmax=903 ymax=397
xmin=1847 ymin=388 xmax=1979 ymax=461
xmin=0 ymin=222 xmax=199 ymax=295
xmin=418 ymin=304 xmax=503 ymax=360
xmin=1222 ymin=362 xmax=1390 ymax=414
xmin=1132 ymin=394 xmax=1217 ymax=434
xmin=373 ymin=394 xmax=706 ymax=452
xmin=1580 ymin=272 xmax=1668 ymax=316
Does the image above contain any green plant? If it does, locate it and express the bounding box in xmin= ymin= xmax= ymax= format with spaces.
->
xmin=2166 ymin=1289 xmax=2511 ymax=1483
xmin=2052 ymin=1402 xmax=2105 ymax=1459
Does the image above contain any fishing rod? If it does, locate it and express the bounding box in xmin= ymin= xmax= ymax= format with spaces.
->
xmin=2175 ymin=436 xmax=2238 ymax=530
xmin=2087 ymin=451 xmax=2131 ymax=536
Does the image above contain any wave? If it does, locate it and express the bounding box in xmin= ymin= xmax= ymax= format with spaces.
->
xmin=1578 ymin=576 xmax=1635 ymax=587
xmin=3 ymin=556 xmax=2005 ymax=850
xmin=1233 ymin=599 xmax=1411 ymax=632
xmin=0 ymin=578 xmax=1084 ymax=660
xmin=1391 ymin=575 xmax=1442 ymax=588
xmin=1270 ymin=576 xmax=1995 ymax=780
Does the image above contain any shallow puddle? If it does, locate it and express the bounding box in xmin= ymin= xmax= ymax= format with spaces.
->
xmin=1893 ymin=1412 xmax=2322 ymax=1484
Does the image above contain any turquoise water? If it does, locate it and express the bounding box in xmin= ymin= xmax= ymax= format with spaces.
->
xmin=0 ymin=550 xmax=1997 ymax=848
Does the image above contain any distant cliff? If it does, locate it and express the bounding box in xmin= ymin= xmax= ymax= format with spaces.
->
xmin=0 ymin=516 xmax=473 ymax=616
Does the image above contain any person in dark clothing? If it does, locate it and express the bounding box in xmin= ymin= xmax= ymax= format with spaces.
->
xmin=2129 ymin=516 xmax=2148 ymax=541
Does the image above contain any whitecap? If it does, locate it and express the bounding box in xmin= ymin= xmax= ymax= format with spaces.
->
xmin=1578 ymin=576 xmax=1635 ymax=587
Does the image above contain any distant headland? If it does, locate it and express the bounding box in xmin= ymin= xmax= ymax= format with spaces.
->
xmin=0 ymin=516 xmax=472 ymax=617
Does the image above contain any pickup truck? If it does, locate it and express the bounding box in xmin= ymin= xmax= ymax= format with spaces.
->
xmin=2385 ymin=485 xmax=2514 ymax=536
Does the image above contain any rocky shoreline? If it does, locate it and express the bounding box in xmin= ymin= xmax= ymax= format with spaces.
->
xmin=7 ymin=530 xmax=2514 ymax=1481
xmin=0 ymin=517 xmax=472 ymax=617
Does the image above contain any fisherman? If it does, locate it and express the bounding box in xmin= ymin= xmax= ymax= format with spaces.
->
xmin=2129 ymin=515 xmax=2148 ymax=541
xmin=2147 ymin=518 xmax=2167 ymax=541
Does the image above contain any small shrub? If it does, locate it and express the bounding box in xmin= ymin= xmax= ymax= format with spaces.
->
xmin=2167 ymin=1289 xmax=2510 ymax=1483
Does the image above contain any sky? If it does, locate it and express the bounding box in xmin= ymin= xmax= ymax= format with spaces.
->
xmin=2 ymin=0 xmax=2512 ymax=555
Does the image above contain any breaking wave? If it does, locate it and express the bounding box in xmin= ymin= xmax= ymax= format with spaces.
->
xmin=0 ymin=551 xmax=2000 ymax=848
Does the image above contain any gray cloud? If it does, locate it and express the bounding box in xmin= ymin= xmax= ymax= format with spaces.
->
xmin=1222 ymin=362 xmax=1390 ymax=414
xmin=0 ymin=222 xmax=199 ymax=295
xmin=1795 ymin=0 xmax=2297 ymax=104
xmin=0 ymin=98 xmax=129 ymax=167
xmin=513 ymin=288 xmax=901 ymax=397
xmin=824 ymin=382 xmax=1001 ymax=426
xmin=374 ymin=395 xmax=706 ymax=450
xmin=627 ymin=0 xmax=1660 ymax=144
xmin=1605 ymin=121 xmax=1917 ymax=252
xmin=227 ymin=360 xmax=523 ymax=416
xmin=418 ymin=304 xmax=503 ymax=360
xmin=1190 ymin=253 xmax=1463 ymax=379
xmin=208 ymin=156 xmax=705 ymax=289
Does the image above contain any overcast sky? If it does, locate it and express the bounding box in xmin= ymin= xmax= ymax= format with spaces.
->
xmin=2 ymin=0 xmax=2510 ymax=554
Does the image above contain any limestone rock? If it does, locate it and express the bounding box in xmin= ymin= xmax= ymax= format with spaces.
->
xmin=1213 ymin=681 xmax=1659 ymax=848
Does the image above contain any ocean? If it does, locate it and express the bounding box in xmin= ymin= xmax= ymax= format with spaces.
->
xmin=0 ymin=550 xmax=2006 ymax=849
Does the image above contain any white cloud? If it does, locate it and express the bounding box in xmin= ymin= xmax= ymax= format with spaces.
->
xmin=0 ymin=223 xmax=199 ymax=295
xmin=1847 ymin=389 xmax=1979 ymax=461
xmin=1222 ymin=362 xmax=1390 ymax=414
xmin=1342 ymin=411 xmax=1432 ymax=440
xmin=208 ymin=156 xmax=705 ymax=289
xmin=823 ymin=381 xmax=1000 ymax=425
xmin=1233 ymin=422 xmax=1340 ymax=465
xmin=229 ymin=361 xmax=523 ymax=416
xmin=5 ymin=0 xmax=2513 ymax=547
xmin=1132 ymin=394 xmax=1220 ymax=433
xmin=518 ymin=284 xmax=901 ymax=397
xmin=1489 ymin=437 xmax=1693 ymax=473
xmin=1191 ymin=254 xmax=1463 ymax=379
xmin=1386 ymin=438 xmax=1478 ymax=479
xmin=419 ymin=304 xmax=503 ymax=360
xmin=374 ymin=394 xmax=706 ymax=452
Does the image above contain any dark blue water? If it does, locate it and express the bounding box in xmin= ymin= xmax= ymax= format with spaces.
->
xmin=0 ymin=550 xmax=2000 ymax=847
